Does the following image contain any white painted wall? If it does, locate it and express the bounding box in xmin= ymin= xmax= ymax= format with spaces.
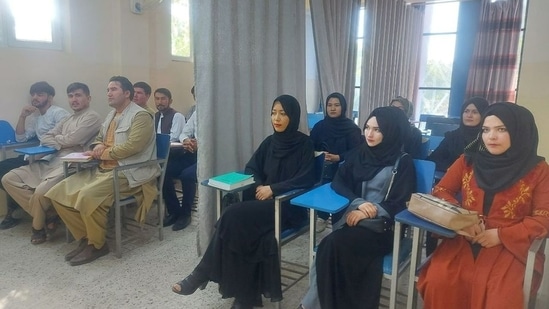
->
xmin=0 ymin=0 xmax=194 ymax=214
xmin=0 ymin=0 xmax=195 ymax=126
xmin=517 ymin=0 xmax=549 ymax=306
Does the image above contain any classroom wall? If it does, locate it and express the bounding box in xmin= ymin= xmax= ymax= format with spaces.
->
xmin=0 ymin=0 xmax=194 ymax=214
xmin=0 ymin=0 xmax=195 ymax=126
xmin=516 ymin=0 xmax=549 ymax=306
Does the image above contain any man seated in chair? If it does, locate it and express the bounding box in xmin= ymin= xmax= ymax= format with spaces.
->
xmin=133 ymin=81 xmax=155 ymax=115
xmin=163 ymin=91 xmax=197 ymax=231
xmin=2 ymin=82 xmax=101 ymax=245
xmin=153 ymin=87 xmax=185 ymax=141
xmin=45 ymin=76 xmax=159 ymax=266
xmin=0 ymin=81 xmax=70 ymax=230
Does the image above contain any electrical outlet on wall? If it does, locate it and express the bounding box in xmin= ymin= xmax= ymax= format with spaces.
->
xmin=130 ymin=0 xmax=143 ymax=14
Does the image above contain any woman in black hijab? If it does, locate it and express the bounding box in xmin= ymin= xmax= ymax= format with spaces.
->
xmin=390 ymin=96 xmax=424 ymax=158
xmin=428 ymin=96 xmax=489 ymax=172
xmin=172 ymin=95 xmax=316 ymax=309
xmin=300 ymin=106 xmax=416 ymax=309
xmin=418 ymin=102 xmax=549 ymax=309
xmin=310 ymin=92 xmax=361 ymax=180
xmin=310 ymin=92 xmax=362 ymax=231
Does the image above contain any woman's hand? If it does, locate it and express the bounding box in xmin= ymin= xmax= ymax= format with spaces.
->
xmin=324 ymin=152 xmax=340 ymax=163
xmin=346 ymin=210 xmax=367 ymax=226
xmin=460 ymin=222 xmax=485 ymax=242
xmin=472 ymin=228 xmax=501 ymax=248
xmin=255 ymin=185 xmax=273 ymax=200
xmin=358 ymin=202 xmax=378 ymax=218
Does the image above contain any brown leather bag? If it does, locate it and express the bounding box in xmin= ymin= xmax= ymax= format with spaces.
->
xmin=408 ymin=193 xmax=482 ymax=232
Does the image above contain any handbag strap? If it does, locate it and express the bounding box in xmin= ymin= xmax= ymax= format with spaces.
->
xmin=384 ymin=153 xmax=406 ymax=201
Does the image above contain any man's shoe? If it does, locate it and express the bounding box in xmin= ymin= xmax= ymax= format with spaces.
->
xmin=69 ymin=244 xmax=109 ymax=266
xmin=163 ymin=214 xmax=178 ymax=227
xmin=65 ymin=238 xmax=89 ymax=261
xmin=0 ymin=215 xmax=21 ymax=230
xmin=172 ymin=216 xmax=191 ymax=231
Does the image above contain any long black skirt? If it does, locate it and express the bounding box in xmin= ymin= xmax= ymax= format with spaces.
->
xmin=195 ymin=198 xmax=306 ymax=306
xmin=316 ymin=225 xmax=393 ymax=309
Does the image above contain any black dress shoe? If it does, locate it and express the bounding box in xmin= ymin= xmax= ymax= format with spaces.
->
xmin=0 ymin=215 xmax=21 ymax=230
xmin=172 ymin=270 xmax=208 ymax=295
xmin=163 ymin=214 xmax=178 ymax=227
xmin=172 ymin=216 xmax=191 ymax=231
xmin=69 ymin=244 xmax=109 ymax=266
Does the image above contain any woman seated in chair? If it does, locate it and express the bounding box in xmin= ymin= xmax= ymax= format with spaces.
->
xmin=310 ymin=92 xmax=362 ymax=232
xmin=300 ymin=106 xmax=416 ymax=309
xmin=171 ymin=95 xmax=316 ymax=309
xmin=427 ymin=96 xmax=489 ymax=173
xmin=418 ymin=102 xmax=549 ymax=309
xmin=389 ymin=96 xmax=423 ymax=159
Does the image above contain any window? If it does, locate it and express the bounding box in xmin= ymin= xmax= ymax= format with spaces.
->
xmin=171 ymin=0 xmax=192 ymax=60
xmin=4 ymin=0 xmax=62 ymax=50
xmin=353 ymin=7 xmax=365 ymax=124
xmin=417 ymin=2 xmax=459 ymax=117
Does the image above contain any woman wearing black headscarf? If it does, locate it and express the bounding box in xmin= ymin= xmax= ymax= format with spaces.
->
xmin=172 ymin=95 xmax=316 ymax=309
xmin=310 ymin=92 xmax=362 ymax=231
xmin=310 ymin=92 xmax=362 ymax=180
xmin=418 ymin=102 xmax=549 ymax=309
xmin=390 ymin=96 xmax=424 ymax=158
xmin=300 ymin=106 xmax=416 ymax=309
xmin=427 ymin=96 xmax=489 ymax=172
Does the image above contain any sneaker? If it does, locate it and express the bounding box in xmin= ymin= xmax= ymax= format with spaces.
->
xmin=315 ymin=217 xmax=327 ymax=233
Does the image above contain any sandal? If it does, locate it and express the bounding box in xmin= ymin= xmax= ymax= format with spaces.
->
xmin=45 ymin=215 xmax=61 ymax=234
xmin=31 ymin=228 xmax=47 ymax=245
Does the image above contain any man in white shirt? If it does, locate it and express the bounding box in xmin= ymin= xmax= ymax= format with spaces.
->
xmin=0 ymin=81 xmax=69 ymax=230
xmin=163 ymin=110 xmax=197 ymax=231
xmin=154 ymin=88 xmax=185 ymax=141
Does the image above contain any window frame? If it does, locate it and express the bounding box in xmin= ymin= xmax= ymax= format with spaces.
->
xmin=2 ymin=0 xmax=63 ymax=50
xmin=171 ymin=0 xmax=193 ymax=62
xmin=416 ymin=3 xmax=460 ymax=118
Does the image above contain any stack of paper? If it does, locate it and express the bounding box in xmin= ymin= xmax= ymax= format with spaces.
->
xmin=60 ymin=152 xmax=93 ymax=162
xmin=208 ymin=171 xmax=255 ymax=190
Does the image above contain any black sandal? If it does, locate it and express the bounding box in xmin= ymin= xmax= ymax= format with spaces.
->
xmin=31 ymin=228 xmax=47 ymax=245
xmin=45 ymin=216 xmax=61 ymax=234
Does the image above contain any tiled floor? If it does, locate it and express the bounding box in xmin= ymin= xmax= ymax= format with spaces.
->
xmin=0 ymin=208 xmax=416 ymax=309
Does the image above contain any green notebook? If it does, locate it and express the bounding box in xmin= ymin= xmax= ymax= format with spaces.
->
xmin=208 ymin=172 xmax=255 ymax=190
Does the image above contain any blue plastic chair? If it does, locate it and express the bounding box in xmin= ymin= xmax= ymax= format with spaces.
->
xmin=0 ymin=120 xmax=16 ymax=144
xmin=383 ymin=159 xmax=436 ymax=308
xmin=427 ymin=135 xmax=444 ymax=154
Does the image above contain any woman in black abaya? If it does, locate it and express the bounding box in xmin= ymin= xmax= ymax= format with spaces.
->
xmin=300 ymin=106 xmax=416 ymax=309
xmin=172 ymin=94 xmax=316 ymax=309
xmin=428 ymin=96 xmax=489 ymax=173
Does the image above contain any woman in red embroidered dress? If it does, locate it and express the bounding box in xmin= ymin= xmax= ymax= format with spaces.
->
xmin=418 ymin=102 xmax=549 ymax=309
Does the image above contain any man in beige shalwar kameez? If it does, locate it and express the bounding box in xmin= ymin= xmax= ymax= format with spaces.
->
xmin=2 ymin=82 xmax=101 ymax=245
xmin=46 ymin=76 xmax=159 ymax=266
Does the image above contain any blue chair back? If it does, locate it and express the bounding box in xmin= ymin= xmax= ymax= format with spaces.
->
xmin=413 ymin=159 xmax=436 ymax=194
xmin=307 ymin=113 xmax=324 ymax=130
xmin=0 ymin=120 xmax=16 ymax=144
xmin=428 ymin=135 xmax=444 ymax=154
xmin=156 ymin=134 xmax=171 ymax=159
